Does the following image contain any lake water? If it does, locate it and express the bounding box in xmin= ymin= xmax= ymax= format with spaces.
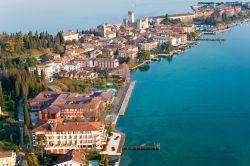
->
xmin=1 ymin=1 xmax=250 ymax=166
xmin=0 ymin=0 xmax=235 ymax=34
xmin=117 ymin=23 xmax=250 ymax=166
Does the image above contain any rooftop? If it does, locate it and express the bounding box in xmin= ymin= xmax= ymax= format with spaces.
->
xmin=54 ymin=150 xmax=85 ymax=165
xmin=33 ymin=121 xmax=102 ymax=132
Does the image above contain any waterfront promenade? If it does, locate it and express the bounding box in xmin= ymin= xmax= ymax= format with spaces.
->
xmin=119 ymin=81 xmax=136 ymax=116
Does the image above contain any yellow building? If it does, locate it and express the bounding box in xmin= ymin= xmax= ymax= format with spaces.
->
xmin=168 ymin=13 xmax=196 ymax=24
xmin=182 ymin=24 xmax=196 ymax=33
xmin=0 ymin=151 xmax=16 ymax=166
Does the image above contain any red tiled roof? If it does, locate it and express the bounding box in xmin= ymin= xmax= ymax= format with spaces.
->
xmin=0 ymin=151 xmax=13 ymax=158
xmin=100 ymin=92 xmax=113 ymax=101
xmin=54 ymin=150 xmax=85 ymax=165
xmin=33 ymin=121 xmax=102 ymax=132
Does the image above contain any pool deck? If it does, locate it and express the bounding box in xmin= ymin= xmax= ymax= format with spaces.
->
xmin=119 ymin=81 xmax=136 ymax=116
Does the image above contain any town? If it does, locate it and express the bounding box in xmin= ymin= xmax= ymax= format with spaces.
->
xmin=0 ymin=1 xmax=250 ymax=166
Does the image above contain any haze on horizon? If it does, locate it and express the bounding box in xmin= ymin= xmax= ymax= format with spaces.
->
xmin=0 ymin=0 xmax=237 ymax=33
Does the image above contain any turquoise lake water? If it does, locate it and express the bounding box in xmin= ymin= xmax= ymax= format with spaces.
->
xmin=117 ymin=23 xmax=250 ymax=166
xmin=1 ymin=1 xmax=250 ymax=165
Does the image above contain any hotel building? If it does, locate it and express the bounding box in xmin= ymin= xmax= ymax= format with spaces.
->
xmin=32 ymin=120 xmax=108 ymax=154
xmin=0 ymin=151 xmax=16 ymax=166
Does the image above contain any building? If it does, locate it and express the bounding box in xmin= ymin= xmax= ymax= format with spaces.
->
xmin=62 ymin=30 xmax=79 ymax=41
xmin=139 ymin=41 xmax=158 ymax=51
xmin=97 ymin=23 xmax=113 ymax=38
xmin=118 ymin=45 xmax=138 ymax=59
xmin=36 ymin=61 xmax=61 ymax=80
xmin=59 ymin=70 xmax=97 ymax=80
xmin=169 ymin=36 xmax=182 ymax=46
xmin=62 ymin=62 xmax=81 ymax=71
xmin=94 ymin=58 xmax=119 ymax=69
xmin=176 ymin=34 xmax=188 ymax=44
xmin=168 ymin=13 xmax=196 ymax=24
xmin=0 ymin=151 xmax=16 ymax=166
xmin=181 ymin=24 xmax=196 ymax=33
xmin=153 ymin=36 xmax=169 ymax=45
xmin=53 ymin=150 xmax=86 ymax=166
xmin=48 ymin=53 xmax=61 ymax=60
xmin=32 ymin=120 xmax=108 ymax=154
xmin=123 ymin=11 xmax=149 ymax=30
xmin=128 ymin=11 xmax=135 ymax=23
xmin=29 ymin=91 xmax=113 ymax=123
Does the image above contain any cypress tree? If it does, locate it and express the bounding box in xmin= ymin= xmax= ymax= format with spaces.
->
xmin=24 ymin=124 xmax=30 ymax=145
xmin=24 ymin=97 xmax=31 ymax=128
xmin=15 ymin=80 xmax=20 ymax=98
xmin=41 ymin=70 xmax=45 ymax=82
xmin=0 ymin=81 xmax=4 ymax=107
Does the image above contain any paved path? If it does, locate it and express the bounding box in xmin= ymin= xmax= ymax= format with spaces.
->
xmin=119 ymin=81 xmax=136 ymax=116
xmin=18 ymin=99 xmax=24 ymax=146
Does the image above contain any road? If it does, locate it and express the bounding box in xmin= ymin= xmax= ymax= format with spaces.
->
xmin=18 ymin=99 xmax=24 ymax=146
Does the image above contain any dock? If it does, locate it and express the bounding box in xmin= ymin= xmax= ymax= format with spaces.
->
xmin=119 ymin=81 xmax=136 ymax=116
xmin=123 ymin=144 xmax=160 ymax=151
xmin=196 ymin=38 xmax=225 ymax=41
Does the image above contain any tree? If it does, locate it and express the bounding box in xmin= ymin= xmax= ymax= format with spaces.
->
xmin=15 ymin=80 xmax=20 ymax=98
xmin=24 ymin=124 xmax=30 ymax=145
xmin=21 ymin=160 xmax=29 ymax=166
xmin=222 ymin=13 xmax=228 ymax=23
xmin=39 ymin=54 xmax=50 ymax=62
xmin=3 ymin=40 xmax=15 ymax=55
xmin=137 ymin=51 xmax=150 ymax=62
xmin=100 ymin=154 xmax=109 ymax=166
xmin=15 ymin=32 xmax=24 ymax=53
xmin=21 ymin=83 xmax=28 ymax=98
xmin=0 ymin=81 xmax=4 ymax=107
xmin=35 ymin=134 xmax=47 ymax=163
xmin=24 ymin=97 xmax=31 ymax=128
xmin=26 ymin=154 xmax=38 ymax=166
xmin=166 ymin=42 xmax=174 ymax=54
xmin=41 ymin=70 xmax=45 ymax=82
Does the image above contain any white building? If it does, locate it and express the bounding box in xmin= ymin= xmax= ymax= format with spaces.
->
xmin=36 ymin=62 xmax=56 ymax=80
xmin=170 ymin=37 xmax=182 ymax=46
xmin=62 ymin=63 xmax=81 ymax=71
xmin=62 ymin=30 xmax=79 ymax=41
xmin=0 ymin=151 xmax=16 ymax=166
xmin=128 ymin=11 xmax=135 ymax=23
xmin=97 ymin=23 xmax=115 ymax=38
xmin=94 ymin=58 xmax=119 ymax=69
xmin=153 ymin=36 xmax=169 ymax=45
xmin=139 ymin=41 xmax=158 ymax=51
xmin=32 ymin=121 xmax=108 ymax=154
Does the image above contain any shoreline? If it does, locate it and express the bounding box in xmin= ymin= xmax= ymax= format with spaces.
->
xmin=115 ymin=16 xmax=250 ymax=166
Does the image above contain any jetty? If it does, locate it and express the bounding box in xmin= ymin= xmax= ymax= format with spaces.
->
xmin=123 ymin=144 xmax=160 ymax=151
xmin=119 ymin=81 xmax=136 ymax=116
xmin=196 ymin=38 xmax=225 ymax=41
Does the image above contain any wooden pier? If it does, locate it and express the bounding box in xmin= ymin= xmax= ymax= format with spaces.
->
xmin=119 ymin=81 xmax=136 ymax=116
xmin=123 ymin=144 xmax=160 ymax=151
xmin=196 ymin=38 xmax=225 ymax=41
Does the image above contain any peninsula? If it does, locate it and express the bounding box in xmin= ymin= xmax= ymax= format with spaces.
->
xmin=0 ymin=1 xmax=250 ymax=166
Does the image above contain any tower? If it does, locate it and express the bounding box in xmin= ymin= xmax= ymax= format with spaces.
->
xmin=128 ymin=11 xmax=135 ymax=23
